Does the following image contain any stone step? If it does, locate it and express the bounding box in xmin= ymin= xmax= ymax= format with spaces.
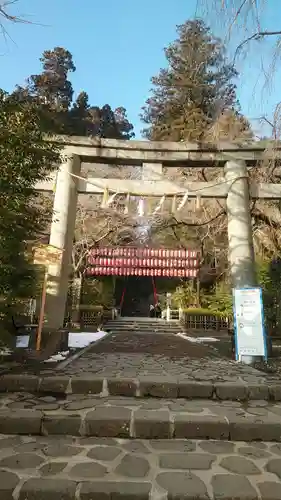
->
xmin=105 ymin=325 xmax=181 ymax=330
xmin=1 ymin=394 xmax=281 ymax=442
xmin=0 ymin=435 xmax=280 ymax=500
xmin=104 ymin=328 xmax=181 ymax=334
xmin=105 ymin=319 xmax=180 ymax=323
xmin=105 ymin=323 xmax=181 ymax=329
xmin=105 ymin=321 xmax=180 ymax=326
xmin=0 ymin=373 xmax=280 ymax=401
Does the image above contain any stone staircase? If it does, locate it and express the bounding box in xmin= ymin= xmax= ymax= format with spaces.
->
xmin=104 ymin=316 xmax=182 ymax=335
xmin=1 ymin=335 xmax=281 ymax=498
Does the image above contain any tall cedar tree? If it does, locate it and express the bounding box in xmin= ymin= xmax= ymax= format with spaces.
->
xmin=141 ymin=19 xmax=239 ymax=142
xmin=0 ymin=90 xmax=60 ymax=300
xmin=14 ymin=47 xmax=134 ymax=139
xmin=28 ymin=47 xmax=76 ymax=111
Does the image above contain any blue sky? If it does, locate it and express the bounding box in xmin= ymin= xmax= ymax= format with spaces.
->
xmin=1 ymin=0 xmax=280 ymax=138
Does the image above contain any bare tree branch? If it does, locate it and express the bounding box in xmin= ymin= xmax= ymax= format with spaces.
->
xmin=234 ymin=30 xmax=281 ymax=60
xmin=0 ymin=0 xmax=31 ymax=24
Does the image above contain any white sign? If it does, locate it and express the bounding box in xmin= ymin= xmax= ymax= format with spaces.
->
xmin=16 ymin=335 xmax=30 ymax=348
xmin=233 ymin=287 xmax=267 ymax=359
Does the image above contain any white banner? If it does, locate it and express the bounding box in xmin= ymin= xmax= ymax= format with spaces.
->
xmin=233 ymin=287 xmax=267 ymax=360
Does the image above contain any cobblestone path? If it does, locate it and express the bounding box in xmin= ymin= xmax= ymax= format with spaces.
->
xmin=0 ymin=434 xmax=281 ymax=499
xmin=1 ymin=332 xmax=281 ymax=498
xmin=58 ymin=332 xmax=277 ymax=384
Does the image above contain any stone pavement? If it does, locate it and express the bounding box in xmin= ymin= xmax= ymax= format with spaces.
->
xmin=1 ymin=394 xmax=281 ymax=442
xmin=0 ymin=434 xmax=281 ymax=499
xmin=1 ymin=332 xmax=281 ymax=498
xmin=1 ymin=332 xmax=280 ymax=400
xmin=59 ymin=332 xmax=278 ymax=384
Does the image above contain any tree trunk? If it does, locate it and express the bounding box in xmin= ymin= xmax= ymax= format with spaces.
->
xmin=71 ymin=275 xmax=83 ymax=326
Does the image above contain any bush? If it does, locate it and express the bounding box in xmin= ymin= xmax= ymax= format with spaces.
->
xmin=201 ymin=282 xmax=233 ymax=316
xmin=182 ymin=308 xmax=229 ymax=318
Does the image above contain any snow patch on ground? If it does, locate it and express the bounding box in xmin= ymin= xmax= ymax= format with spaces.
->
xmin=44 ymin=329 xmax=109 ymax=363
xmin=176 ymin=332 xmax=219 ymax=343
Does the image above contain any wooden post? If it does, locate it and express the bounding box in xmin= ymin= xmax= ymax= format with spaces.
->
xmin=36 ymin=271 xmax=48 ymax=351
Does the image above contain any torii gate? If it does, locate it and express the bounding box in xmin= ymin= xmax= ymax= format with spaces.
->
xmin=36 ymin=136 xmax=281 ymax=330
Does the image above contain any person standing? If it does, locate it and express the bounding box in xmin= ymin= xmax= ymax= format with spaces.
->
xmin=149 ymin=304 xmax=155 ymax=317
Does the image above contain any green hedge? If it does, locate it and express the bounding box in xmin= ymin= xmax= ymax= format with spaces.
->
xmin=182 ymin=308 xmax=229 ymax=318
xmin=78 ymin=305 xmax=103 ymax=312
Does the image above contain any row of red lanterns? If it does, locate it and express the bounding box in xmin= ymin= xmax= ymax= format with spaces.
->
xmin=87 ymin=257 xmax=199 ymax=268
xmin=90 ymin=247 xmax=199 ymax=259
xmin=86 ymin=267 xmax=199 ymax=278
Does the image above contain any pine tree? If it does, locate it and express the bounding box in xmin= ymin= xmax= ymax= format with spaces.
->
xmin=141 ymin=19 xmax=238 ymax=141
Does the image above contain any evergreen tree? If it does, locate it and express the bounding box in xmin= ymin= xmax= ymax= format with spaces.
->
xmin=12 ymin=46 xmax=134 ymax=139
xmin=141 ymin=19 xmax=239 ymax=141
xmin=28 ymin=47 xmax=76 ymax=111
xmin=68 ymin=91 xmax=92 ymax=136
xmin=113 ymin=107 xmax=135 ymax=139
xmin=0 ymin=90 xmax=60 ymax=301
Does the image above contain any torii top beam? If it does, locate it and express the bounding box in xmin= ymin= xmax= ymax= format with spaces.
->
xmin=47 ymin=135 xmax=281 ymax=166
